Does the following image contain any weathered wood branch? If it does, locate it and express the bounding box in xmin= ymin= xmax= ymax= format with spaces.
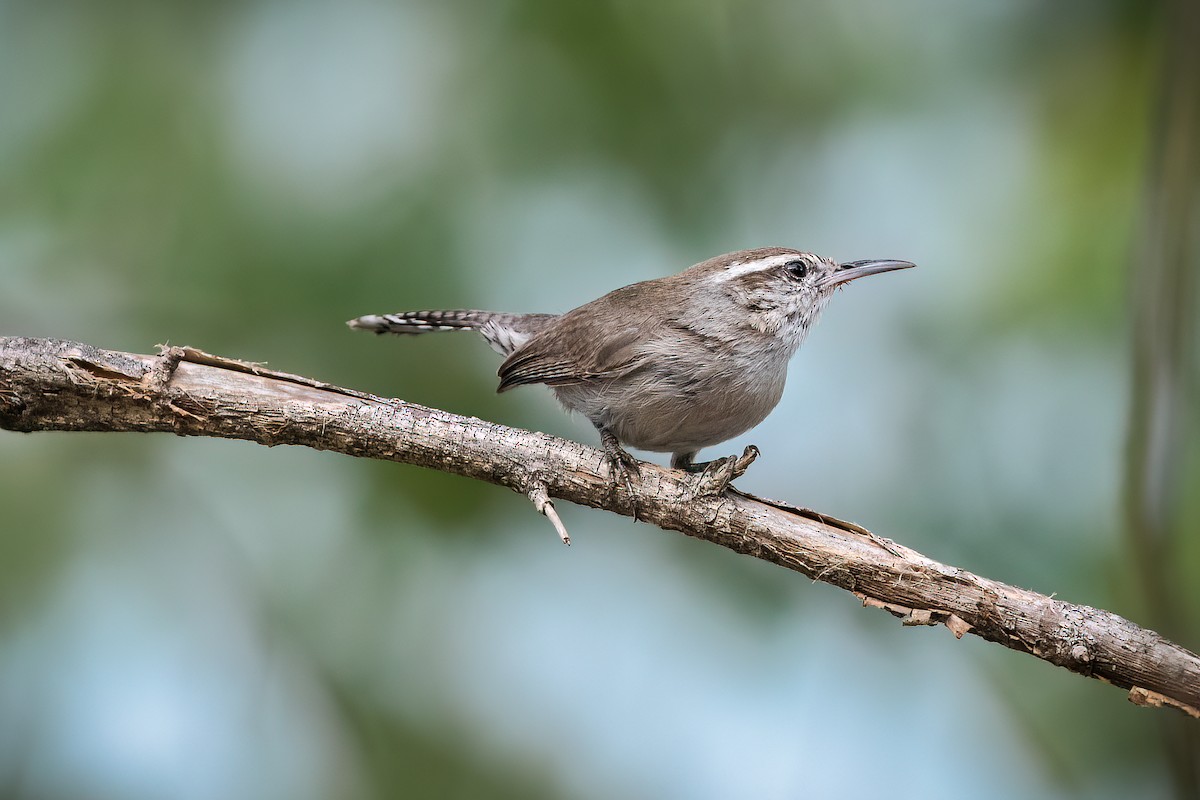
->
xmin=2 ymin=335 xmax=1198 ymax=716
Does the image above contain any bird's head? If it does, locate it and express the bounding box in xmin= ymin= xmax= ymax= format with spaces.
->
xmin=688 ymin=247 xmax=915 ymax=346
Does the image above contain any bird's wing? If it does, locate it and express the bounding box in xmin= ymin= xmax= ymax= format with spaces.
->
xmin=496 ymin=285 xmax=657 ymax=393
xmin=495 ymin=353 xmax=588 ymax=391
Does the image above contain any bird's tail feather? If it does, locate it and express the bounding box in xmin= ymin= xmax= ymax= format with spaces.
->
xmin=347 ymin=309 xmax=514 ymax=335
xmin=347 ymin=310 xmax=559 ymax=356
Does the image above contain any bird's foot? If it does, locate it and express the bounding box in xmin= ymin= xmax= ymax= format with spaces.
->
xmin=600 ymin=430 xmax=642 ymax=520
xmin=681 ymin=445 xmax=760 ymax=499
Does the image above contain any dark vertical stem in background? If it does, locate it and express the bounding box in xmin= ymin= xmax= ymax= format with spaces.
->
xmin=1124 ymin=0 xmax=1200 ymax=794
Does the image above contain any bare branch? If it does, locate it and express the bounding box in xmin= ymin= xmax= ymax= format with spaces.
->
xmin=2 ymin=336 xmax=1199 ymax=716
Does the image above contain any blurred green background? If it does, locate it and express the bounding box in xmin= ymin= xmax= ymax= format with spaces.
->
xmin=1 ymin=0 xmax=1197 ymax=798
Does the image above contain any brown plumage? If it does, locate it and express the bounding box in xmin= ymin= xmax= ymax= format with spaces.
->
xmin=349 ymin=247 xmax=914 ymax=485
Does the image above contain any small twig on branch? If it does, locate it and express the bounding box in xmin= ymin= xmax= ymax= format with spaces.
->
xmin=1 ymin=335 xmax=1199 ymax=717
xmin=527 ymin=482 xmax=571 ymax=545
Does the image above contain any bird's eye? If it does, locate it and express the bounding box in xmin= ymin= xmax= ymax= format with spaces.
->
xmin=784 ymin=260 xmax=809 ymax=279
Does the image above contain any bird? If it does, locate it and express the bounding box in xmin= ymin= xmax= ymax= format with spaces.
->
xmin=348 ymin=247 xmax=914 ymax=497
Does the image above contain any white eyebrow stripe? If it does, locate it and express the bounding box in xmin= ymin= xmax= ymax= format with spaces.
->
xmin=711 ymin=253 xmax=801 ymax=282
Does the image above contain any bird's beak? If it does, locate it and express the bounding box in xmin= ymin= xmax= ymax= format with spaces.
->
xmin=822 ymin=259 xmax=916 ymax=288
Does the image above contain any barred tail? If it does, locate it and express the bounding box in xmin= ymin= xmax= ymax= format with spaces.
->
xmin=346 ymin=309 xmax=510 ymax=335
xmin=347 ymin=309 xmax=559 ymax=356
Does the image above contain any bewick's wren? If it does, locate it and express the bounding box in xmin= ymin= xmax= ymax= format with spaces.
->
xmin=348 ymin=247 xmax=913 ymax=495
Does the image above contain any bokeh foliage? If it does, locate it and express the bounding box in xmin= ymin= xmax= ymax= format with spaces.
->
xmin=0 ymin=1 xmax=1194 ymax=798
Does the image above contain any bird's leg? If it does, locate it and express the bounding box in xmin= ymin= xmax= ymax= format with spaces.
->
xmin=670 ymin=452 xmax=701 ymax=471
xmin=673 ymin=446 xmax=760 ymax=498
xmin=598 ymin=427 xmax=642 ymax=520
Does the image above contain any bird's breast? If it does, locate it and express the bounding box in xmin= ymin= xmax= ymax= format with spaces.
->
xmin=555 ymin=351 xmax=790 ymax=454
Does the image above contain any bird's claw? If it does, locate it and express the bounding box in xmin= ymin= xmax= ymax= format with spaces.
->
xmin=601 ymin=433 xmax=642 ymax=520
xmin=608 ymin=447 xmax=641 ymax=492
xmin=687 ymin=445 xmax=760 ymax=499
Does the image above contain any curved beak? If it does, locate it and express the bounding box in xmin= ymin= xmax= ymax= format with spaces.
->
xmin=822 ymin=258 xmax=916 ymax=288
